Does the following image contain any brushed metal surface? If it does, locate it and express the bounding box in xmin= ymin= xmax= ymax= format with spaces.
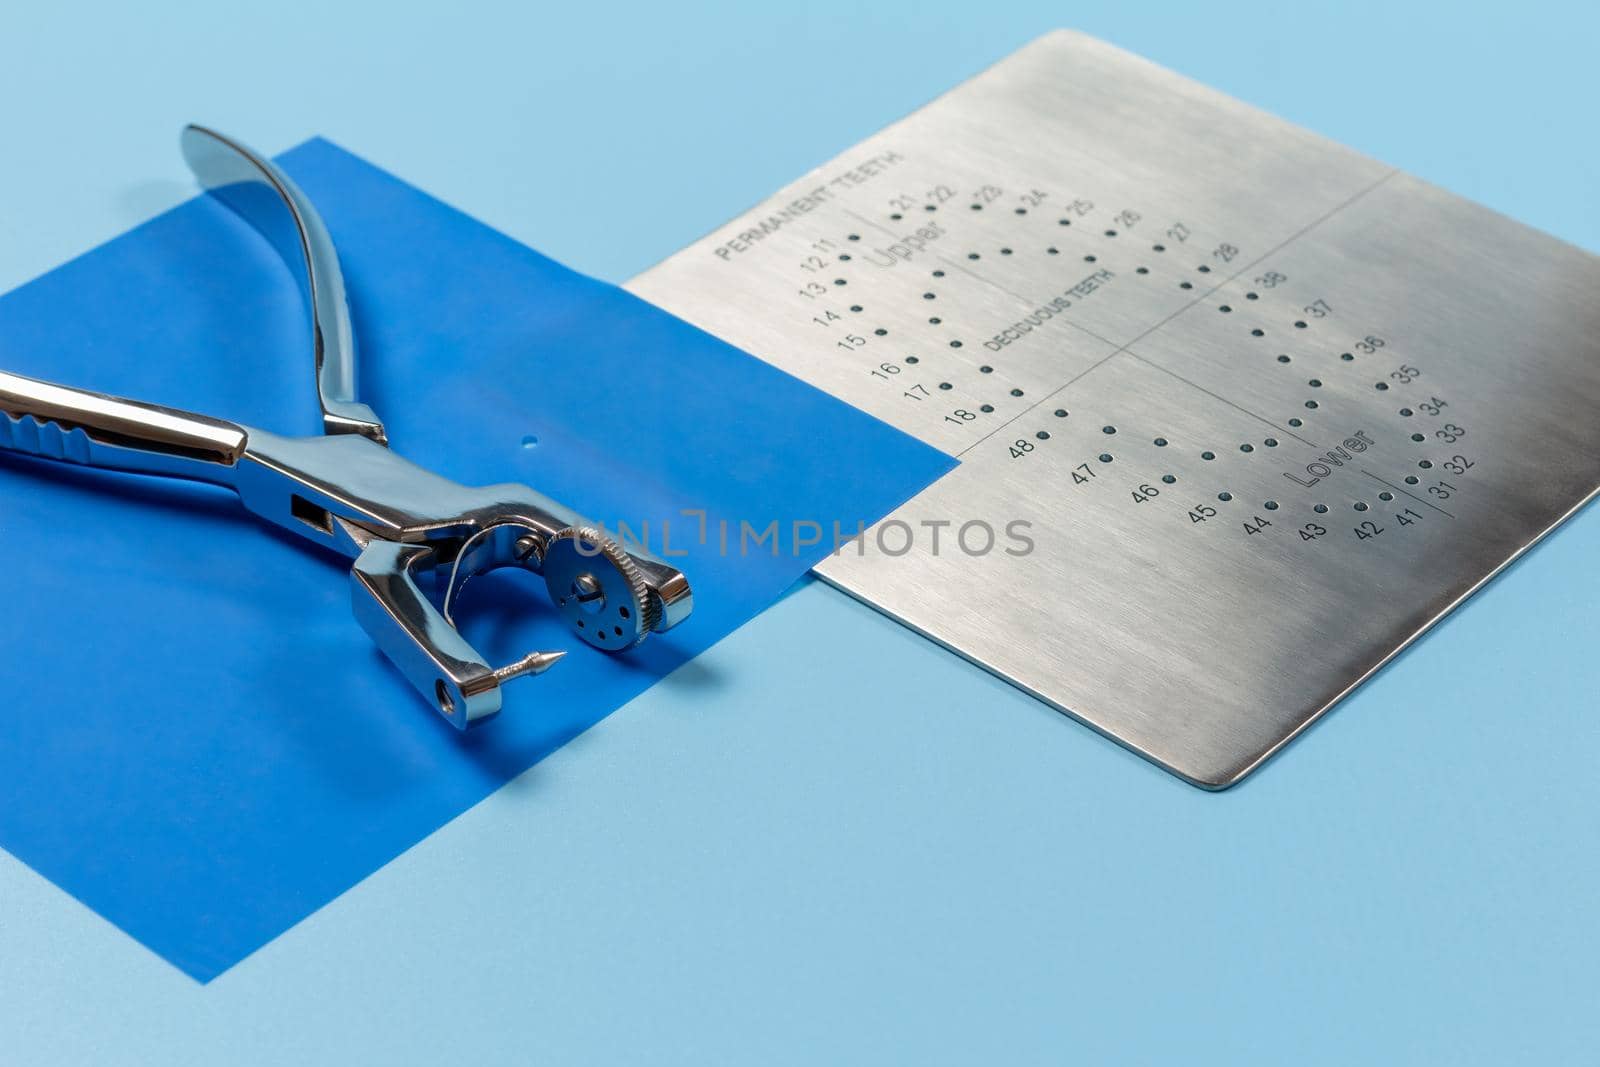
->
xmin=626 ymin=31 xmax=1600 ymax=787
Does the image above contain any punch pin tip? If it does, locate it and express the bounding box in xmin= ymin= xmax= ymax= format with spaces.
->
xmin=493 ymin=649 xmax=566 ymax=683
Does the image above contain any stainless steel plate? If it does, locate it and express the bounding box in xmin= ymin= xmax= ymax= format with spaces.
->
xmin=627 ymin=31 xmax=1600 ymax=787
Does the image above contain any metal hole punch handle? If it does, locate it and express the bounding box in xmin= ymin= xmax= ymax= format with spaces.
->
xmin=180 ymin=124 xmax=387 ymax=446
xmin=0 ymin=369 xmax=246 ymax=481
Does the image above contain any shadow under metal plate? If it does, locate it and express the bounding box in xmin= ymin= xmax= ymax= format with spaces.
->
xmin=627 ymin=32 xmax=1600 ymax=788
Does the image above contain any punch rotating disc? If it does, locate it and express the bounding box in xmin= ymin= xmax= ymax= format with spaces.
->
xmin=541 ymin=527 xmax=654 ymax=650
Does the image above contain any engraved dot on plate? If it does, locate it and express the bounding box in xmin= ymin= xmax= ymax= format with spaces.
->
xmin=923 ymin=292 xmax=936 ymax=300
xmin=938 ymin=382 xmax=952 ymax=390
xmin=874 ymin=328 xmax=887 ymax=336
xmin=1218 ymin=491 xmax=1233 ymax=501
xmin=1202 ymin=450 xmax=1216 ymax=460
xmin=1240 ymin=443 xmax=1254 ymax=453
xmin=1294 ymin=320 xmax=1308 ymax=329
xmin=1278 ymin=354 xmax=1291 ymax=363
xmin=1161 ymin=474 xmax=1176 ymax=484
xmin=1015 ymin=207 xmax=1027 ymax=215
xmin=1251 ymin=328 xmax=1264 ymax=337
xmin=1047 ymin=247 xmax=1060 ymax=255
xmin=968 ymin=252 xmax=980 ymax=260
xmin=847 ymin=234 xmax=860 ymax=241
xmin=1379 ymin=491 xmax=1394 ymax=501
xmin=1153 ymin=243 xmax=1166 ymax=252
xmin=1411 ymin=433 xmax=1425 ymax=442
xmin=1309 ymin=379 xmax=1322 ymax=388
xmin=1084 ymin=254 xmax=1097 ymax=263
xmin=850 ymin=304 xmax=862 ymax=312
xmin=1305 ymin=400 xmax=1319 ymax=409
xmin=1288 ymin=418 xmax=1304 ymax=427
xmin=932 ymin=270 xmax=945 ymax=277
xmin=980 ymin=365 xmax=993 ymax=374
xmin=950 ymin=340 xmax=963 ymax=348
xmin=1054 ymin=409 xmax=1068 ymax=418
xmin=1154 ymin=437 xmax=1168 ymax=447
xmin=1099 ymin=453 xmax=1113 ymax=463
xmin=1264 ymin=500 xmax=1279 ymax=510
xmin=1264 ymin=438 xmax=1278 ymax=447
xmin=1354 ymin=501 xmax=1370 ymax=511
xmin=1246 ymin=292 xmax=1259 ymax=301
xmin=928 ymin=317 xmax=942 ymax=325
xmin=1405 ymin=475 xmax=1420 ymax=484
xmin=980 ymin=404 xmax=994 ymax=413
xmin=1219 ymin=305 xmax=1232 ymax=313
xmin=838 ymin=254 xmax=852 ymax=261
xmin=890 ymin=213 xmax=902 ymax=221
xmin=1341 ymin=352 xmax=1355 ymax=361
xmin=1314 ymin=504 xmax=1329 ymax=514
xmin=833 ymin=278 xmax=846 ymax=286
xmin=1059 ymin=218 xmax=1072 ymax=226
xmin=1136 ymin=266 xmax=1149 ymax=274
xmin=1036 ymin=430 xmax=1050 ymax=440
xmin=1399 ymin=407 xmax=1413 ymax=416
xmin=1105 ymin=229 xmax=1117 ymax=237
xmin=1375 ymin=382 xmax=1389 ymax=390
xmin=1103 ymin=425 xmax=1116 ymax=434
xmin=1180 ymin=281 xmax=1193 ymax=290
xmin=970 ymin=203 xmax=983 ymax=211
xmin=1419 ymin=460 xmax=1434 ymax=469
xmin=905 ymin=356 xmax=919 ymax=364
xmin=1198 ymin=265 xmax=1211 ymax=273
xmin=1000 ymin=247 xmax=1013 ymax=255
xmin=1010 ymin=388 xmax=1024 ymax=397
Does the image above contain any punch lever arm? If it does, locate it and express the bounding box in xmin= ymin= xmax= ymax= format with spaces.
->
xmin=180 ymin=124 xmax=386 ymax=445
xmin=0 ymin=369 xmax=246 ymax=482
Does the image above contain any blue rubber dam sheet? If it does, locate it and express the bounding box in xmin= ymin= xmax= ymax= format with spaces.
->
xmin=0 ymin=138 xmax=956 ymax=981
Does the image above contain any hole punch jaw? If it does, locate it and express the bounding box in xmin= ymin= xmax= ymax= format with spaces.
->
xmin=349 ymin=540 xmax=566 ymax=729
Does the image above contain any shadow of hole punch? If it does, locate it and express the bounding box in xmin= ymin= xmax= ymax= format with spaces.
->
xmin=0 ymin=448 xmax=237 ymax=521
xmin=115 ymin=178 xmax=199 ymax=224
xmin=654 ymin=653 xmax=729 ymax=699
xmin=440 ymin=565 xmax=705 ymax=777
xmin=0 ymin=449 xmax=369 ymax=593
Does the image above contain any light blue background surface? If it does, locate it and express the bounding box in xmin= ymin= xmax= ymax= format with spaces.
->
xmin=1 ymin=2 xmax=1597 ymax=1063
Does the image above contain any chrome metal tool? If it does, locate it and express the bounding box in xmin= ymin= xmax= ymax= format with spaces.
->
xmin=0 ymin=125 xmax=692 ymax=728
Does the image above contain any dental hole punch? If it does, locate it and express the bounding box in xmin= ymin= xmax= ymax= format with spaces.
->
xmin=0 ymin=126 xmax=693 ymax=728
